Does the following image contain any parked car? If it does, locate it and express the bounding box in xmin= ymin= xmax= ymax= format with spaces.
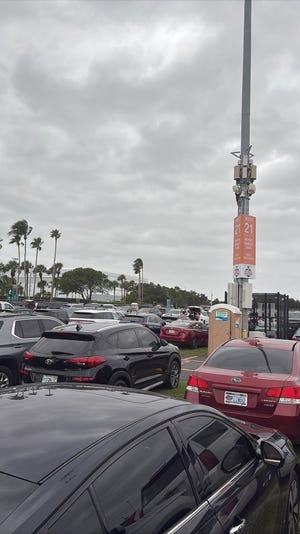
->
xmin=161 ymin=309 xmax=182 ymax=322
xmin=187 ymin=306 xmax=209 ymax=325
xmin=0 ymin=312 xmax=64 ymax=387
xmin=160 ymin=319 xmax=208 ymax=348
xmin=0 ymin=301 xmax=15 ymax=311
xmin=22 ymin=322 xmax=181 ymax=390
xmin=34 ymin=307 xmax=69 ymax=324
xmin=185 ymin=337 xmax=300 ymax=443
xmin=292 ymin=326 xmax=300 ymax=341
xmin=0 ymin=383 xmax=298 ymax=534
xmin=69 ymin=309 xmax=121 ymax=323
xmin=120 ymin=312 xmax=165 ymax=335
xmin=288 ymin=311 xmax=300 ymax=339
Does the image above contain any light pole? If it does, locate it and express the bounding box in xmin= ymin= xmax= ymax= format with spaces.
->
xmin=231 ymin=0 xmax=257 ymax=336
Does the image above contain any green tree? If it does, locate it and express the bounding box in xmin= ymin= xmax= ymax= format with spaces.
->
xmin=59 ymin=268 xmax=109 ymax=302
xmin=50 ymin=229 xmax=61 ymax=301
xmin=31 ymin=237 xmax=44 ymax=297
xmin=48 ymin=262 xmax=63 ymax=298
xmin=109 ymin=280 xmax=119 ymax=302
xmin=8 ymin=220 xmax=32 ymax=297
xmin=117 ymin=274 xmax=126 ymax=301
xmin=133 ymin=258 xmax=143 ymax=304
xmin=21 ymin=261 xmax=33 ymax=297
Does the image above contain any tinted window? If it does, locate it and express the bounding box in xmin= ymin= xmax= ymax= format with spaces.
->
xmin=32 ymin=336 xmax=94 ymax=356
xmin=124 ymin=316 xmax=144 ymax=324
xmin=47 ymin=490 xmax=103 ymax=534
xmin=177 ymin=415 xmax=254 ymax=498
xmin=40 ymin=318 xmax=61 ymax=331
xmin=14 ymin=319 xmax=41 ymax=338
xmin=93 ymin=429 xmax=196 ymax=533
xmin=117 ymin=329 xmax=140 ymax=349
xmin=206 ymin=346 xmax=293 ymax=374
xmin=136 ymin=327 xmax=159 ymax=348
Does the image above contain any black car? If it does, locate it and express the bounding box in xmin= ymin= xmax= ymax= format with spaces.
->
xmin=0 ymin=312 xmax=63 ymax=388
xmin=0 ymin=383 xmax=298 ymax=534
xmin=22 ymin=322 xmax=181 ymax=390
xmin=120 ymin=312 xmax=165 ymax=335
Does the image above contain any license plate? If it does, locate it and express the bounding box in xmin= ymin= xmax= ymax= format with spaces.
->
xmin=224 ymin=391 xmax=247 ymax=406
xmin=167 ymin=329 xmax=175 ymax=334
xmin=42 ymin=375 xmax=58 ymax=383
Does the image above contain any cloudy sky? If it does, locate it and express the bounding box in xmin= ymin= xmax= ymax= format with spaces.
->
xmin=0 ymin=0 xmax=299 ymax=301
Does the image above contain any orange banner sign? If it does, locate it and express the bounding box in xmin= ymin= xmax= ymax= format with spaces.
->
xmin=233 ymin=214 xmax=256 ymax=265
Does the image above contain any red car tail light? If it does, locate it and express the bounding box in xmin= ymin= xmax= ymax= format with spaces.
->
xmin=72 ymin=377 xmax=94 ymax=382
xmin=266 ymin=387 xmax=282 ymax=398
xmin=24 ymin=351 xmax=33 ymax=360
xmin=67 ymin=357 xmax=106 ymax=368
xmin=267 ymin=386 xmax=300 ymax=404
xmin=279 ymin=387 xmax=300 ymax=404
xmin=186 ymin=375 xmax=209 ymax=393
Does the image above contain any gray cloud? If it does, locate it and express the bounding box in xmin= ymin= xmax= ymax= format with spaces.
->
xmin=0 ymin=0 xmax=299 ymax=301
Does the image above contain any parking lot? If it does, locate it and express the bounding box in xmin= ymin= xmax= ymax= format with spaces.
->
xmin=181 ymin=351 xmax=207 ymax=381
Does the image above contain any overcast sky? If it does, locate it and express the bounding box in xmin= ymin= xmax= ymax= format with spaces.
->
xmin=0 ymin=0 xmax=299 ymax=301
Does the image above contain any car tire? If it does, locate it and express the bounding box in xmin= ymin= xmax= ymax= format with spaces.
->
xmin=191 ymin=337 xmax=199 ymax=349
xmin=284 ymin=471 xmax=299 ymax=534
xmin=165 ymin=358 xmax=180 ymax=389
xmin=108 ymin=373 xmax=130 ymax=387
xmin=0 ymin=366 xmax=14 ymax=389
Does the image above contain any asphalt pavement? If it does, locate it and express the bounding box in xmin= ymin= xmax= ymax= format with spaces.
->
xmin=181 ymin=353 xmax=207 ymax=381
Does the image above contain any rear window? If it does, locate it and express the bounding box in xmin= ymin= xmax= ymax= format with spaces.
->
xmin=205 ymin=346 xmax=293 ymax=374
xmin=72 ymin=312 xmax=112 ymax=319
xmin=32 ymin=333 xmax=95 ymax=355
xmin=123 ymin=316 xmax=144 ymax=324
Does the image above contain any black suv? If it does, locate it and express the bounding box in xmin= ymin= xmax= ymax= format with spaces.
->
xmin=0 ymin=384 xmax=298 ymax=534
xmin=0 ymin=313 xmax=63 ymax=387
xmin=22 ymin=322 xmax=181 ymax=389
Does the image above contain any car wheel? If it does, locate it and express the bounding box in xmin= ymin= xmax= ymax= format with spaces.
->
xmin=165 ymin=359 xmax=180 ymax=389
xmin=285 ymin=471 xmax=299 ymax=534
xmin=108 ymin=373 xmax=130 ymax=387
xmin=0 ymin=366 xmax=14 ymax=389
xmin=191 ymin=337 xmax=199 ymax=349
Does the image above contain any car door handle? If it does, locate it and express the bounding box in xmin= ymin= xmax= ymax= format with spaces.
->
xmin=229 ymin=519 xmax=246 ymax=533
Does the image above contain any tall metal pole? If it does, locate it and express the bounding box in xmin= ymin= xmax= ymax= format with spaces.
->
xmin=239 ymin=0 xmax=251 ymax=333
xmin=232 ymin=0 xmax=256 ymax=336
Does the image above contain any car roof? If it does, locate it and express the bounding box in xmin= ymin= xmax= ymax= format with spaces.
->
xmin=49 ymin=321 xmax=147 ymax=334
xmin=0 ymin=384 xmax=204 ymax=483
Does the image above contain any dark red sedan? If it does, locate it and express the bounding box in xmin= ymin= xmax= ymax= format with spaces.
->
xmin=160 ymin=319 xmax=208 ymax=348
xmin=185 ymin=337 xmax=300 ymax=443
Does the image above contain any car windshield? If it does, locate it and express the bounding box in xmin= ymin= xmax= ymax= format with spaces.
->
xmin=205 ymin=346 xmax=293 ymax=374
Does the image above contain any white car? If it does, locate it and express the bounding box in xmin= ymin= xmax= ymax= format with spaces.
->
xmin=0 ymin=301 xmax=15 ymax=312
xmin=69 ymin=309 xmax=121 ymax=323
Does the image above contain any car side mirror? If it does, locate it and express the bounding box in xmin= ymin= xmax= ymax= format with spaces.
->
xmin=160 ymin=338 xmax=168 ymax=347
xmin=258 ymin=440 xmax=285 ymax=468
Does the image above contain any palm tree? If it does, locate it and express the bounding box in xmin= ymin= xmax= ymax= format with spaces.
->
xmin=8 ymin=220 xmax=32 ymax=297
xmin=31 ymin=237 xmax=44 ymax=298
xmin=21 ymin=261 xmax=33 ymax=297
xmin=117 ymin=274 xmax=126 ymax=301
xmin=50 ymin=229 xmax=61 ymax=301
xmin=133 ymin=258 xmax=144 ymax=304
xmin=35 ymin=264 xmax=47 ymax=296
xmin=109 ymin=280 xmax=119 ymax=302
